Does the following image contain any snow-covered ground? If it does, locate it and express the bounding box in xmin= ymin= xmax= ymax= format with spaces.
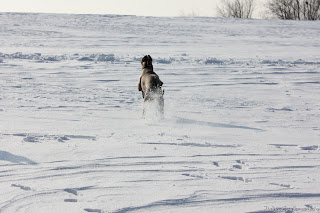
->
xmin=0 ymin=13 xmax=320 ymax=213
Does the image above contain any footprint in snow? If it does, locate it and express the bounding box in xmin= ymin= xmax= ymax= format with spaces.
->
xmin=11 ymin=184 xmax=31 ymax=191
xmin=233 ymin=164 xmax=245 ymax=169
xmin=182 ymin=173 xmax=204 ymax=179
xmin=236 ymin=160 xmax=246 ymax=164
xmin=64 ymin=199 xmax=78 ymax=202
xmin=300 ymin=145 xmax=319 ymax=151
xmin=64 ymin=188 xmax=78 ymax=195
xmin=84 ymin=209 xmax=103 ymax=213
xmin=213 ymin=161 xmax=220 ymax=167
xmin=219 ymin=176 xmax=252 ymax=183
xmin=270 ymin=183 xmax=292 ymax=188
xmin=23 ymin=136 xmax=39 ymax=143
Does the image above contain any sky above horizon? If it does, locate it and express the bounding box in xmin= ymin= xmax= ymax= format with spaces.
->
xmin=0 ymin=0 xmax=267 ymax=18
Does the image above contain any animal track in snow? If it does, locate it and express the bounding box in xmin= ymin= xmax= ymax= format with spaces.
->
xmin=213 ymin=161 xmax=220 ymax=167
xmin=300 ymin=145 xmax=319 ymax=151
xmin=219 ymin=176 xmax=252 ymax=183
xmin=64 ymin=188 xmax=78 ymax=196
xmin=64 ymin=199 xmax=78 ymax=202
xmin=269 ymin=144 xmax=299 ymax=149
xmin=236 ymin=160 xmax=246 ymax=164
xmin=233 ymin=164 xmax=245 ymax=169
xmin=142 ymin=142 xmax=240 ymax=148
xmin=84 ymin=208 xmax=104 ymax=213
xmin=11 ymin=184 xmax=31 ymax=191
xmin=182 ymin=173 xmax=204 ymax=179
xmin=23 ymin=136 xmax=40 ymax=143
xmin=270 ymin=183 xmax=292 ymax=188
xmin=6 ymin=133 xmax=96 ymax=143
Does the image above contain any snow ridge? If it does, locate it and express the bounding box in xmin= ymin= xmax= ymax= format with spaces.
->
xmin=1 ymin=52 xmax=320 ymax=66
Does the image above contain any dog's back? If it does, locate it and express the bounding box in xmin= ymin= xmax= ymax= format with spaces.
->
xmin=138 ymin=68 xmax=163 ymax=99
xmin=141 ymin=72 xmax=163 ymax=99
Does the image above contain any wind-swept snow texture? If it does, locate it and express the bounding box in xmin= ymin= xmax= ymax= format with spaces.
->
xmin=0 ymin=13 xmax=320 ymax=213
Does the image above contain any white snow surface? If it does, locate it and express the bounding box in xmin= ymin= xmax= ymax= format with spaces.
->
xmin=0 ymin=13 xmax=320 ymax=213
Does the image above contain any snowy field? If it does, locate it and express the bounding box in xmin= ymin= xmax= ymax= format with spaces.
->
xmin=0 ymin=13 xmax=320 ymax=213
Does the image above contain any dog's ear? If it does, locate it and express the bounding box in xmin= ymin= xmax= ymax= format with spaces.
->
xmin=141 ymin=55 xmax=147 ymax=64
xmin=147 ymin=55 xmax=152 ymax=63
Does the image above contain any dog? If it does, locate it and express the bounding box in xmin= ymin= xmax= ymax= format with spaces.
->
xmin=138 ymin=55 xmax=164 ymax=118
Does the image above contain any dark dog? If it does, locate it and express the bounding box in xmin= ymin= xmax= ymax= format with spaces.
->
xmin=138 ymin=55 xmax=164 ymax=117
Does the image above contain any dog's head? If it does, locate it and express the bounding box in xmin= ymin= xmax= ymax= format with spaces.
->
xmin=141 ymin=55 xmax=153 ymax=69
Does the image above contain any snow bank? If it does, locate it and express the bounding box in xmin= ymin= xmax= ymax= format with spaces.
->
xmin=1 ymin=52 xmax=319 ymax=66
